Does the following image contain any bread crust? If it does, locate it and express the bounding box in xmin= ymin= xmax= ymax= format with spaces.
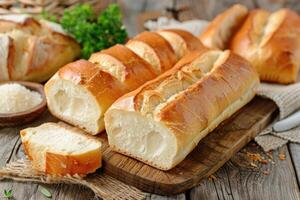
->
xmin=0 ymin=15 xmax=81 ymax=82
xmin=58 ymin=60 xmax=126 ymax=111
xmin=127 ymin=32 xmax=177 ymax=72
xmin=106 ymin=49 xmax=259 ymax=170
xmin=199 ymin=4 xmax=248 ymax=49
xmin=158 ymin=29 xmax=206 ymax=59
xmin=90 ymin=44 xmax=157 ymax=89
xmin=20 ymin=122 xmax=102 ymax=176
xmin=230 ymin=9 xmax=300 ymax=84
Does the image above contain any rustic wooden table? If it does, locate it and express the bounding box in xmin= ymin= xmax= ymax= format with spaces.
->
xmin=1 ymin=0 xmax=300 ymax=199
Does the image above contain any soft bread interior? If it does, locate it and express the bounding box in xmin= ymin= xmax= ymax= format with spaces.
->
xmin=105 ymin=50 xmax=258 ymax=170
xmin=126 ymin=41 xmax=161 ymax=74
xmin=46 ymin=75 xmax=103 ymax=134
xmin=106 ymin=81 xmax=257 ymax=170
xmin=21 ymin=122 xmax=102 ymax=173
xmin=158 ymin=31 xmax=187 ymax=60
xmin=0 ymin=34 xmax=11 ymax=80
xmin=106 ymin=110 xmax=178 ymax=170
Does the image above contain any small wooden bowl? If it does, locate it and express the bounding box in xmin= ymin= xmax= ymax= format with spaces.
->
xmin=0 ymin=81 xmax=47 ymax=127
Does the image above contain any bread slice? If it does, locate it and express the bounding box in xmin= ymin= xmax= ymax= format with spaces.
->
xmin=126 ymin=31 xmax=177 ymax=74
xmin=104 ymin=49 xmax=259 ymax=170
xmin=157 ymin=29 xmax=205 ymax=60
xmin=199 ymin=4 xmax=248 ymax=49
xmin=20 ymin=122 xmax=102 ymax=176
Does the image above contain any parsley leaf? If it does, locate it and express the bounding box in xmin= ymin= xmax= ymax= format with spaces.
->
xmin=3 ymin=189 xmax=13 ymax=198
xmin=60 ymin=4 xmax=128 ymax=59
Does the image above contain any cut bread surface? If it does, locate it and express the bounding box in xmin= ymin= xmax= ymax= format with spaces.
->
xmin=45 ymin=29 xmax=204 ymax=135
xmin=46 ymin=74 xmax=103 ymax=134
xmin=20 ymin=122 xmax=102 ymax=175
xmin=105 ymin=49 xmax=259 ymax=170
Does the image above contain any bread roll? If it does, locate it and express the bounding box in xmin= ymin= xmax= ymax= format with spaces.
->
xmin=199 ymin=4 xmax=248 ymax=49
xmin=20 ymin=122 xmax=102 ymax=175
xmin=45 ymin=29 xmax=204 ymax=134
xmin=126 ymin=31 xmax=177 ymax=74
xmin=157 ymin=29 xmax=205 ymax=60
xmin=230 ymin=9 xmax=300 ymax=84
xmin=0 ymin=14 xmax=81 ymax=82
xmin=105 ymin=49 xmax=259 ymax=170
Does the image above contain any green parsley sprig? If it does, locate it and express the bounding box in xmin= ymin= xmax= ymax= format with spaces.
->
xmin=60 ymin=4 xmax=128 ymax=59
xmin=3 ymin=189 xmax=13 ymax=199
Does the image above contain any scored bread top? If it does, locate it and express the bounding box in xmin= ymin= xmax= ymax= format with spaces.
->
xmin=108 ymin=49 xmax=259 ymax=140
xmin=55 ymin=59 xmax=126 ymax=110
xmin=158 ymin=29 xmax=205 ymax=59
xmin=89 ymin=44 xmax=157 ymax=89
xmin=230 ymin=8 xmax=300 ymax=83
xmin=199 ymin=4 xmax=248 ymax=50
xmin=126 ymin=31 xmax=177 ymax=73
xmin=0 ymin=15 xmax=81 ymax=82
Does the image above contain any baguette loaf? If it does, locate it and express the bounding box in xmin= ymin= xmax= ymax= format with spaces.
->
xmin=104 ymin=49 xmax=259 ymax=170
xmin=230 ymin=9 xmax=300 ymax=84
xmin=45 ymin=29 xmax=204 ymax=135
xmin=20 ymin=122 xmax=102 ymax=176
xmin=0 ymin=15 xmax=81 ymax=82
xmin=199 ymin=4 xmax=248 ymax=49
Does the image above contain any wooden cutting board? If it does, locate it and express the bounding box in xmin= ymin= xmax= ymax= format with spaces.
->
xmin=98 ymin=96 xmax=278 ymax=195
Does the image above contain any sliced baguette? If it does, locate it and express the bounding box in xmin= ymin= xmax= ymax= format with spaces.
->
xmin=104 ymin=49 xmax=259 ymax=170
xmin=157 ymin=29 xmax=205 ymax=60
xmin=126 ymin=31 xmax=177 ymax=74
xmin=20 ymin=122 xmax=102 ymax=176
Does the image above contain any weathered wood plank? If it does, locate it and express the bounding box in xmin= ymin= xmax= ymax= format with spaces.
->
xmin=190 ymin=144 xmax=300 ymax=200
xmin=289 ymin=143 xmax=300 ymax=188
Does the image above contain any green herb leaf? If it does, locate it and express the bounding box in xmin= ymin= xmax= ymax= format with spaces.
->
xmin=3 ymin=189 xmax=13 ymax=198
xmin=60 ymin=3 xmax=128 ymax=59
xmin=40 ymin=186 xmax=52 ymax=198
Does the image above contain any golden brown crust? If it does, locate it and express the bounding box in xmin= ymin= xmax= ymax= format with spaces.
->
xmin=20 ymin=122 xmax=102 ymax=176
xmin=128 ymin=31 xmax=177 ymax=72
xmin=161 ymin=29 xmax=206 ymax=52
xmin=0 ymin=15 xmax=81 ymax=82
xmin=106 ymin=49 xmax=259 ymax=170
xmin=199 ymin=4 xmax=248 ymax=49
xmin=90 ymin=44 xmax=157 ymax=89
xmin=57 ymin=60 xmax=126 ymax=110
xmin=46 ymin=150 xmax=101 ymax=176
xmin=230 ymin=9 xmax=300 ymax=84
xmin=158 ymin=52 xmax=258 ymax=138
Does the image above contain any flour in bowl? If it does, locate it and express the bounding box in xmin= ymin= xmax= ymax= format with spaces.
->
xmin=0 ymin=83 xmax=42 ymax=113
